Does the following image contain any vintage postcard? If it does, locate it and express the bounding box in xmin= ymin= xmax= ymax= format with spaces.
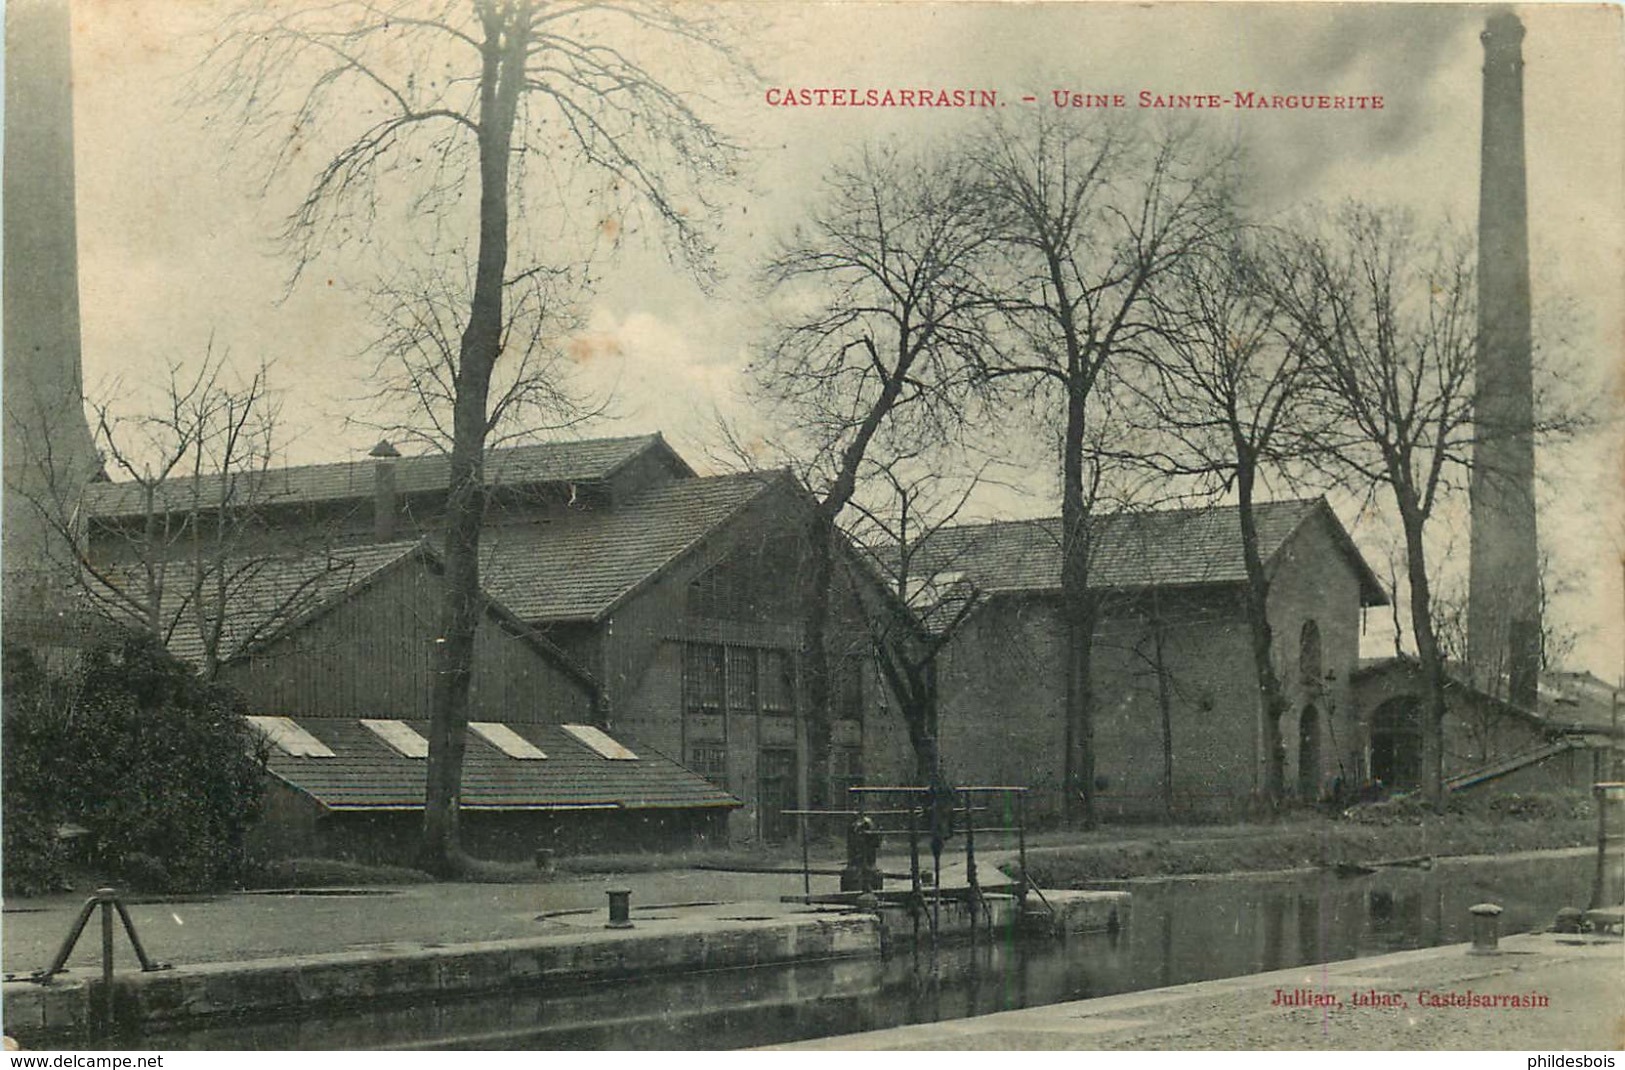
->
xmin=2 ymin=0 xmax=1620 ymax=1055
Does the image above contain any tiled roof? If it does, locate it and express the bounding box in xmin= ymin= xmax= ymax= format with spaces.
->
xmin=256 ymin=718 xmax=738 ymax=811
xmin=911 ymin=497 xmax=1385 ymax=604
xmin=84 ymin=434 xmax=684 ymax=518
xmin=89 ymin=540 xmax=426 ymax=667
xmin=480 ymin=470 xmax=788 ymax=622
xmin=1538 ymin=671 xmax=1621 ymax=733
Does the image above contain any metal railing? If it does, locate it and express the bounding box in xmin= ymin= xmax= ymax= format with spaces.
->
xmin=786 ymin=784 xmax=1043 ymax=945
xmin=31 ymin=887 xmax=171 ymax=1032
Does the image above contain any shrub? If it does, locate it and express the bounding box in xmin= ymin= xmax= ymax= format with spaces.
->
xmin=119 ymin=852 xmax=175 ymax=893
xmin=2 ymin=632 xmax=269 ymax=895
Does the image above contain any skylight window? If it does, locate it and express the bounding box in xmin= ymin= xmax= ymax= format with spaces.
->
xmin=246 ymin=716 xmax=335 ymax=758
xmin=562 ymin=724 xmax=638 ymax=760
xmin=470 ymin=722 xmax=548 ymax=760
xmin=360 ymin=719 xmax=430 ymax=758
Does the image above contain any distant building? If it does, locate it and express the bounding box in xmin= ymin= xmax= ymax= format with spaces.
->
xmin=916 ymin=498 xmax=1388 ymax=820
xmin=1353 ymin=658 xmax=1620 ymax=795
xmin=91 ymin=536 xmax=738 ymax=862
xmin=83 ymin=434 xmax=906 ymax=843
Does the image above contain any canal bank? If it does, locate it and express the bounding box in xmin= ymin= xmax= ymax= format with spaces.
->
xmin=1 ymin=890 xmax=1128 ymax=1044
xmin=773 ymin=931 xmax=1624 ymax=1050
xmin=1 ymin=844 xmax=1609 ymax=1048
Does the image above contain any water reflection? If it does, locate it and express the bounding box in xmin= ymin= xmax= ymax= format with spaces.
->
xmin=128 ymin=851 xmax=1594 ymax=1050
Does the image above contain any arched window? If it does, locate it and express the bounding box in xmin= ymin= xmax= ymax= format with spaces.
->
xmin=1299 ymin=620 xmax=1322 ymax=688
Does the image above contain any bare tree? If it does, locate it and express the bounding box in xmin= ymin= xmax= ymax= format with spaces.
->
xmin=16 ymin=350 xmax=346 ymax=680
xmin=973 ymin=111 xmax=1236 ymax=825
xmin=750 ymin=143 xmax=996 ymax=807
xmin=205 ymin=0 xmax=743 ymax=873
xmin=839 ymin=448 xmax=998 ymax=787
xmin=1271 ymin=205 xmax=1477 ymax=807
xmin=355 ymin=259 xmax=609 ymax=452
xmin=1129 ymin=230 xmax=1324 ymax=804
xmin=1435 ymin=545 xmax=1582 ymax=683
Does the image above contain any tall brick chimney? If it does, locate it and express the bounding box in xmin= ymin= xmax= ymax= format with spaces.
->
xmin=3 ymin=0 xmax=102 ymax=609
xmin=1467 ymin=10 xmax=1542 ymax=708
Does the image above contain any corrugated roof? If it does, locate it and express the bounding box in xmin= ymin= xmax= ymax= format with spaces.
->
xmin=911 ymin=497 xmax=1386 ymax=604
xmin=259 ymin=718 xmax=738 ymax=811
xmin=480 ymin=470 xmax=787 ymax=622
xmin=84 ymin=434 xmax=683 ymax=519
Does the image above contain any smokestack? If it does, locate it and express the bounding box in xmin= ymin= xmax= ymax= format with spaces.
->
xmin=369 ymin=440 xmax=401 ymax=541
xmin=3 ymin=0 xmax=101 ymax=602
xmin=1468 ymin=11 xmax=1542 ymax=707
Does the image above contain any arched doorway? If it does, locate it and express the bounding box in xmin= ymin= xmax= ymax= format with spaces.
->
xmin=1370 ymin=695 xmax=1422 ymax=790
xmin=1297 ymin=704 xmax=1321 ymax=798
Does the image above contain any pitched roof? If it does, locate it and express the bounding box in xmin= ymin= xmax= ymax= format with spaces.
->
xmin=256 ymin=717 xmax=738 ymax=811
xmin=88 ymin=540 xmax=427 ymax=667
xmin=480 ymin=469 xmax=789 ymax=622
xmin=911 ymin=497 xmax=1386 ymax=605
xmin=1356 ymin=657 xmax=1622 ymax=736
xmin=83 ymin=434 xmax=687 ymax=519
xmin=89 ymin=539 xmax=597 ymax=690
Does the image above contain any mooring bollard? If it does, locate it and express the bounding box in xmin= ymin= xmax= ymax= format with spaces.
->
xmin=1469 ymin=902 xmax=1503 ymax=954
xmin=606 ymin=888 xmax=633 ymax=929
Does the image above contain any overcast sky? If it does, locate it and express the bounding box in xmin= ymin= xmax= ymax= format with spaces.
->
xmin=52 ymin=1 xmax=1625 ymax=677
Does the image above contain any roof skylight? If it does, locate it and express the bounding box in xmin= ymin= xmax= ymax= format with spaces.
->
xmin=469 ymin=722 xmax=548 ymax=760
xmin=246 ymin=716 xmax=336 ymax=758
xmin=360 ymin=718 xmax=430 ymax=758
xmin=562 ymin=724 xmax=638 ymax=760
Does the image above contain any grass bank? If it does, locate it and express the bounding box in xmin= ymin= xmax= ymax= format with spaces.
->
xmin=1017 ymin=793 xmax=1598 ymax=887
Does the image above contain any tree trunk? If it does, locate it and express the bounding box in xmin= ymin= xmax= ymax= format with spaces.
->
xmin=1060 ymin=382 xmax=1097 ymax=828
xmin=421 ymin=7 xmax=525 ymax=876
xmin=1235 ymin=460 xmax=1287 ymax=805
xmin=903 ymin=660 xmax=941 ymax=787
xmin=1398 ymin=498 xmax=1448 ymax=810
xmin=803 ymin=335 xmax=914 ymax=811
xmin=1151 ymin=613 xmax=1175 ymax=822
xmin=802 ymin=513 xmax=836 ymax=811
xmin=872 ymin=617 xmax=943 ymax=792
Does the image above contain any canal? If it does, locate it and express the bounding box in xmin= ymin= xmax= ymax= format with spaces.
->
xmin=131 ymin=849 xmax=1597 ymax=1050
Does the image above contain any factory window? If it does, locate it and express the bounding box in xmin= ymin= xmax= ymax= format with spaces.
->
xmin=689 ymin=745 xmax=729 ymax=788
xmin=684 ymin=642 xmax=797 ymax=718
xmin=683 ymin=643 xmax=726 ymax=715
xmin=726 ymin=647 xmax=758 ymax=712
xmin=834 ymin=654 xmax=865 ymax=722
xmin=761 ymin=648 xmax=795 ymax=712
